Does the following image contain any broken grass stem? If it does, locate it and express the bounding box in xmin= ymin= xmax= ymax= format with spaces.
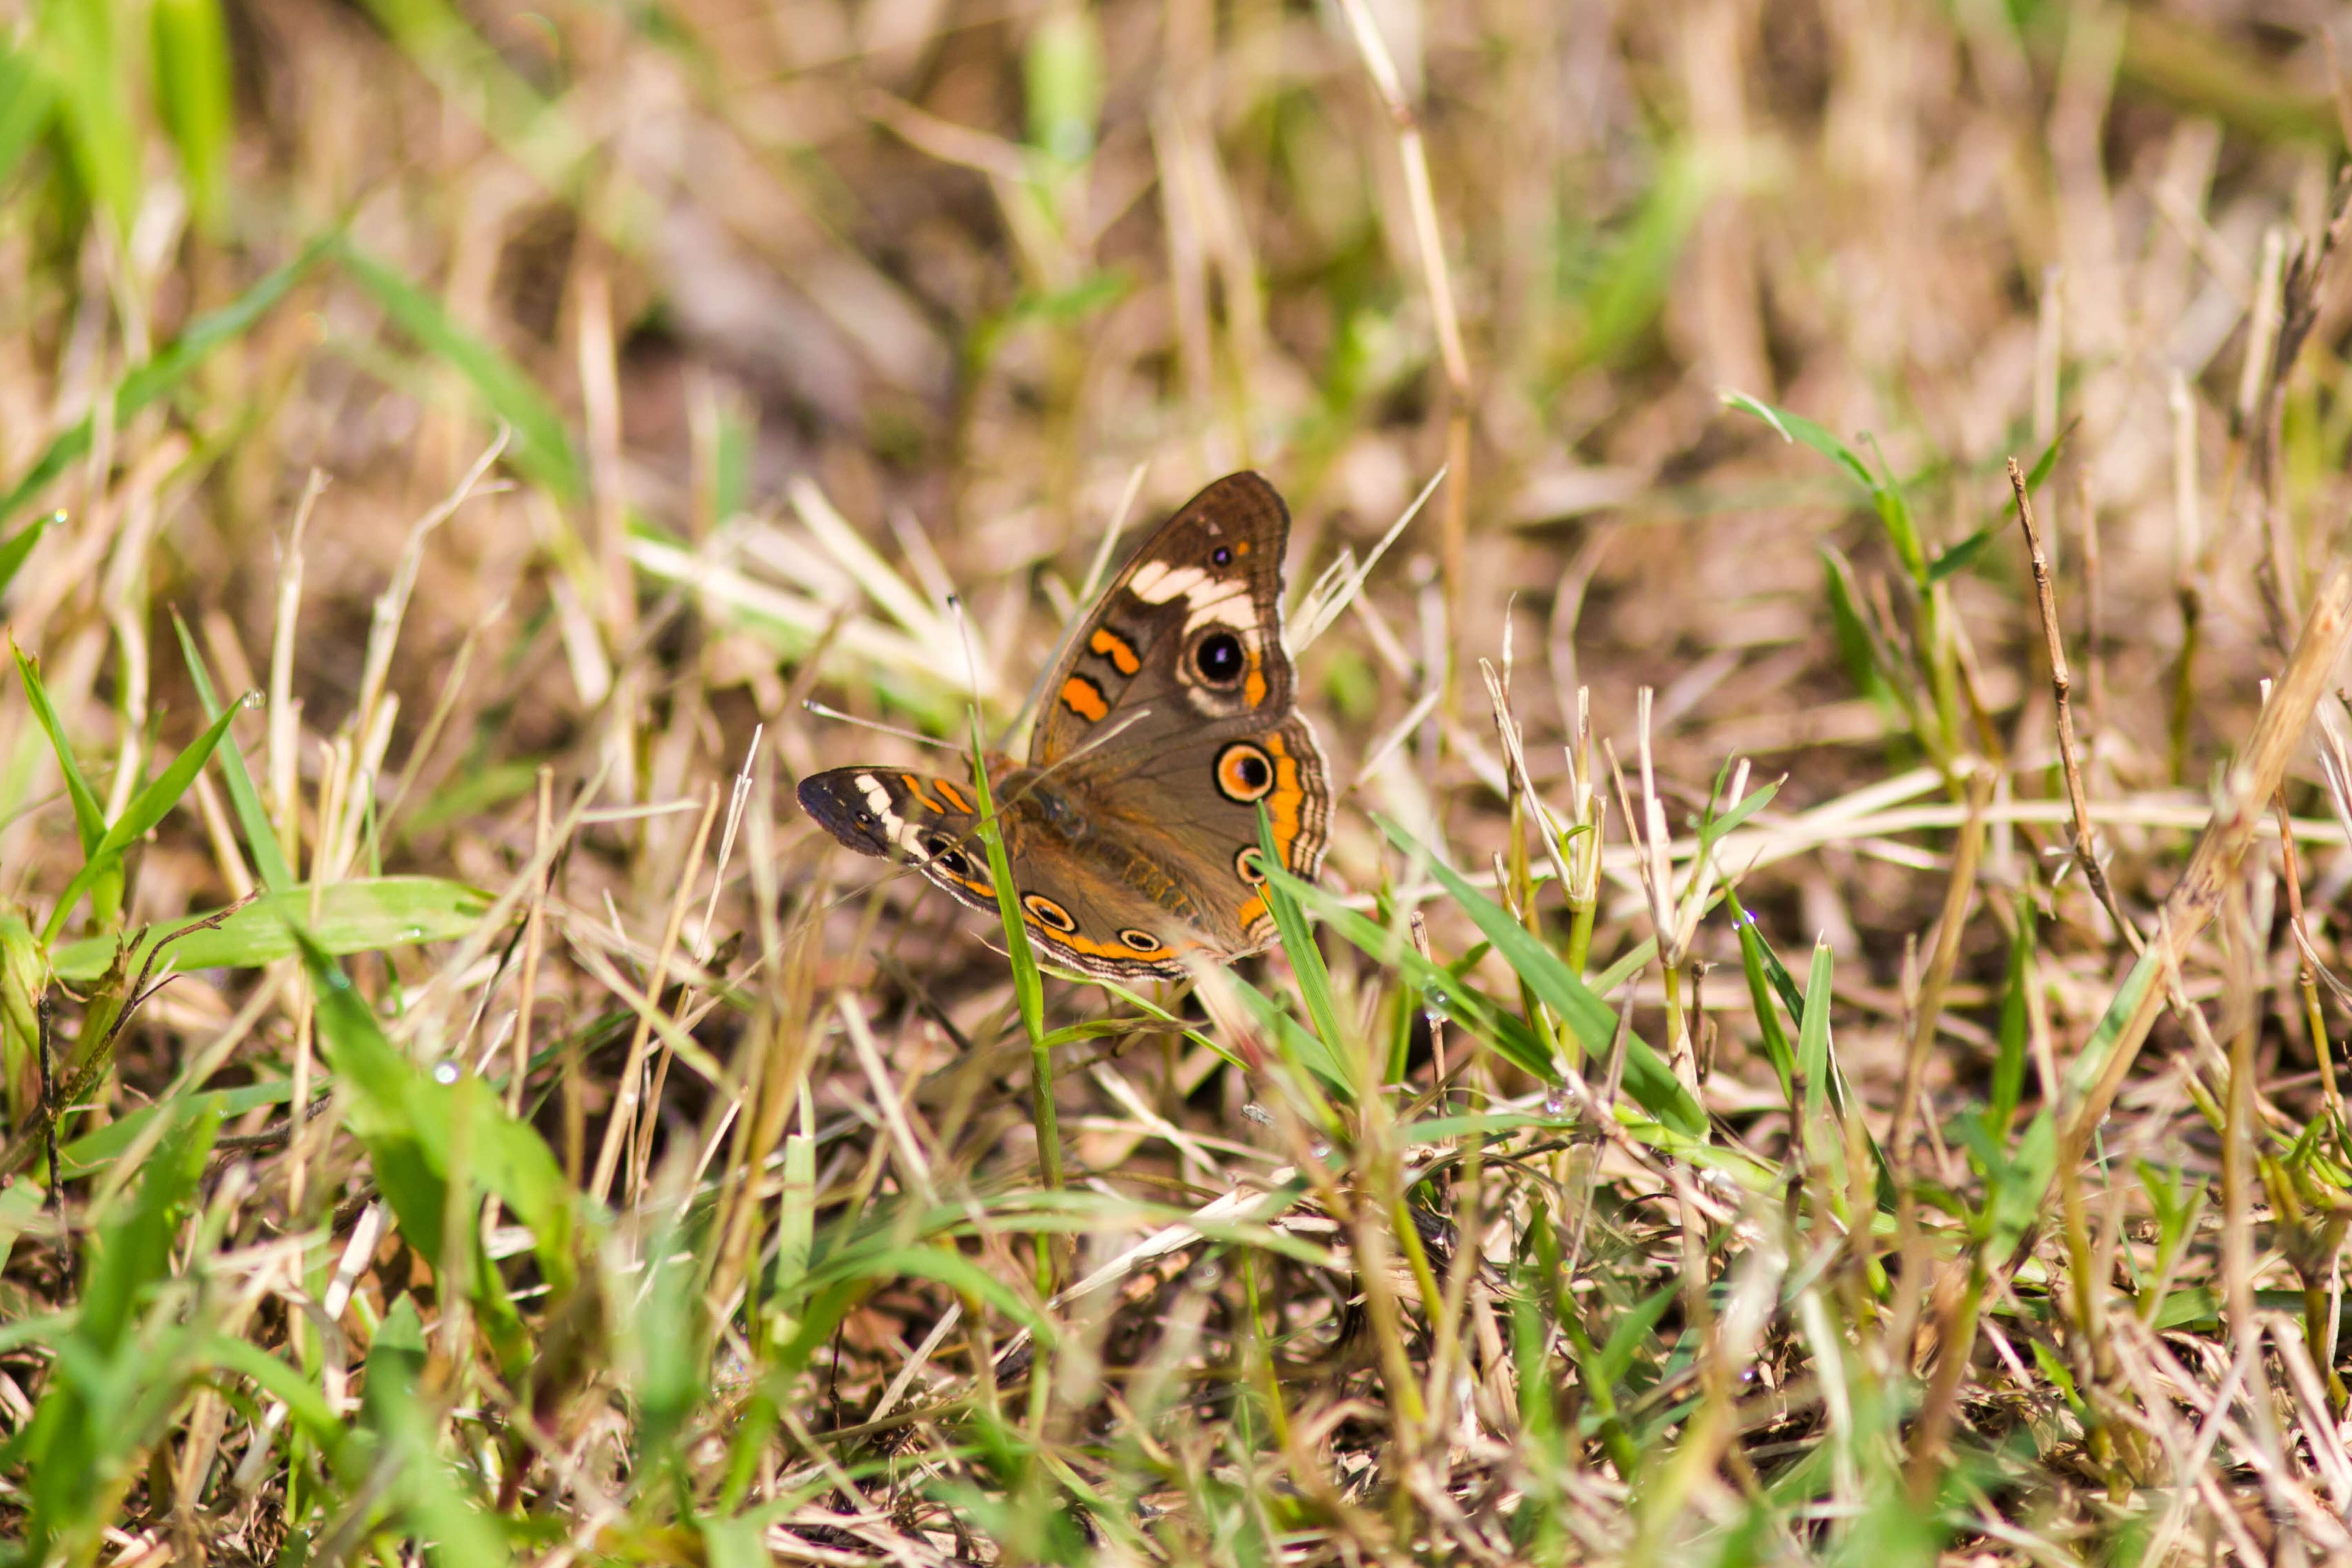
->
xmin=2009 ymin=457 xmax=2140 ymax=952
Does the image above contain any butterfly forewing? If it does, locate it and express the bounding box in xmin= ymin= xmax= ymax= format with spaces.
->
xmin=1028 ymin=472 xmax=1294 ymax=771
xmin=794 ymin=766 xmax=1000 ymax=914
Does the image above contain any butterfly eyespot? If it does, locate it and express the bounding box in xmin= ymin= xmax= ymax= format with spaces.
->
xmin=1117 ymin=928 xmax=1163 ymax=953
xmin=1022 ymin=893 xmax=1078 ymax=933
xmin=921 ymin=835 xmax=972 ymax=877
xmin=1194 ymin=632 xmax=1245 ymax=685
xmin=1211 ymin=545 xmax=1233 ymax=567
xmin=1234 ymin=846 xmax=1268 ymax=884
xmin=1216 ymin=742 xmax=1276 ymax=803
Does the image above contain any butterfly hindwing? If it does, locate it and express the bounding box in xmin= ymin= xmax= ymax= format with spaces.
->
xmin=1063 ymin=713 xmax=1330 ymax=953
xmin=795 ymin=766 xmax=1209 ymax=980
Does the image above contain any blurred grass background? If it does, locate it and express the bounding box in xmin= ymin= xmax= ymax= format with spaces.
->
xmin=5 ymin=0 xmax=2352 ymax=1560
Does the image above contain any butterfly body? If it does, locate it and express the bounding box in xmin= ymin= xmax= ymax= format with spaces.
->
xmin=797 ymin=472 xmax=1332 ymax=982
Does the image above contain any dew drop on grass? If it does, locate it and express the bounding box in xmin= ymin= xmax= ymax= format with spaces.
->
xmin=1542 ymin=1085 xmax=1568 ymax=1117
xmin=432 ymin=1062 xmax=459 ymax=1085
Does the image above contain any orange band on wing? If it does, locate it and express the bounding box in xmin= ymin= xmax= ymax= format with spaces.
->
xmin=900 ymin=773 xmax=946 ymax=813
xmin=1237 ymin=893 xmax=1271 ymax=940
xmin=1060 ymin=675 xmax=1110 ymax=722
xmin=1261 ymin=731 xmax=1304 ymax=871
xmin=933 ymin=778 xmax=973 ymax=813
xmin=1243 ymin=650 xmax=1267 ymax=709
xmin=1089 ymin=627 xmax=1141 ymax=675
xmin=1024 ymin=913 xmax=1181 ymax=965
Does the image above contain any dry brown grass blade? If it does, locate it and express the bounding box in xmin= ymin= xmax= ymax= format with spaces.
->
xmin=2011 ymin=457 xmax=2140 ymax=950
xmin=2069 ymin=560 xmax=2352 ymax=1155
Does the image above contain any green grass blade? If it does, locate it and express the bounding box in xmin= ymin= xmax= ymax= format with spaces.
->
xmin=1022 ymin=2 xmax=1102 ymax=165
xmin=1257 ymin=803 xmax=1353 ymax=1098
xmin=60 ymin=1080 xmax=293 ymax=1177
xmin=1693 ymin=773 xmax=1779 ymax=856
xmin=362 ymin=1294 xmax=515 ymax=1564
xmin=1725 ymin=392 xmax=1927 ymax=580
xmin=1869 ymin=474 xmax=1927 ymax=582
xmin=17 ymin=1099 xmax=219 ymax=1558
xmin=36 ymin=0 xmax=141 ymax=233
xmin=297 ymin=925 xmax=575 ymax=1282
xmin=82 ymin=696 xmax=244 ymax=862
xmin=11 ymin=643 xmax=107 ymax=855
xmin=630 ymin=1204 xmax=704 ymax=1466
xmin=1722 ymin=391 xmax=1875 ymax=493
xmin=1820 ymin=545 xmax=1901 ymax=715
xmin=0 ymin=42 xmax=53 ymax=192
xmin=1223 ymin=967 xmax=1350 ymax=1110
xmin=769 ymin=1116 xmax=815 ymax=1300
xmin=1990 ymin=1109 xmax=2056 ymax=1256
xmin=78 ymin=1102 xmax=219 ymax=1352
xmin=1371 ymin=817 xmax=1705 ymax=1137
xmin=1795 ymin=937 xmax=1834 ymax=1125
xmin=1987 ymin=895 xmax=2034 ymax=1138
xmin=51 ymin=875 xmax=490 ymax=983
xmin=967 ymin=729 xmax=1045 ymax=1049
xmin=2066 ymin=945 xmax=2160 ymax=1103
xmin=1588 ymin=935 xmax=1657 ymax=998
xmin=1927 ymin=523 xmax=1998 ymax=586
xmin=42 ymin=695 xmax=246 ymax=943
xmin=0 ymin=1179 xmax=41 ymax=1278
xmin=2019 ymin=416 xmax=2076 ymax=498
xmin=963 ymin=716 xmax=1061 ymax=1209
xmin=0 ymin=913 xmax=35 ymax=1127
xmin=1736 ymin=891 xmax=1808 ymax=1040
xmin=1263 ymin=865 xmax=1579 ymax=1099
xmin=1728 ymin=892 xmax=1794 ymax=1102
xmin=702 ymin=1515 xmax=775 ymax=1568
xmin=0 ymin=232 xmax=336 ymax=527
xmin=0 ymin=511 xmax=51 ymax=599
xmin=354 ymin=0 xmax=588 ymax=194
xmin=150 ymin=0 xmax=233 ymax=228
xmin=169 ymin=610 xmax=290 ymax=890
xmin=1595 ymin=1283 xmax=1677 ymax=1386
xmin=1068 ymin=980 xmax=1239 ymax=1066
xmin=203 ymin=1334 xmax=354 ymax=1464
xmin=335 ymin=236 xmax=582 ymax=499
xmin=1576 ymin=147 xmax=1705 ymax=368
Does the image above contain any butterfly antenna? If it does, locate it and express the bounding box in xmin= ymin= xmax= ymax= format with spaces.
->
xmin=944 ymin=592 xmax=1004 ymax=795
xmin=946 ymin=593 xmax=987 ymax=710
xmin=1077 ymin=462 xmax=1152 ymax=605
xmin=802 ymin=701 xmax=960 ymax=751
xmin=1002 ymin=463 xmax=1152 ymax=753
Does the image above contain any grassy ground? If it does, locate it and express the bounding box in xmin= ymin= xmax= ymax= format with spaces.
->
xmin=3 ymin=0 xmax=2352 ymax=1561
